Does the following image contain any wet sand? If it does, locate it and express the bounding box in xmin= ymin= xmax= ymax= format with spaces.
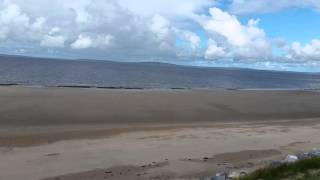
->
xmin=1 ymin=86 xmax=320 ymax=127
xmin=0 ymin=86 xmax=320 ymax=180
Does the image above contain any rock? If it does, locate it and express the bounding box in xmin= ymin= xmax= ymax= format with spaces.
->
xmin=203 ymin=157 xmax=209 ymax=160
xmin=284 ymin=155 xmax=298 ymax=163
xmin=307 ymin=150 xmax=320 ymax=158
xmin=297 ymin=149 xmax=320 ymax=160
xmin=210 ymin=172 xmax=228 ymax=180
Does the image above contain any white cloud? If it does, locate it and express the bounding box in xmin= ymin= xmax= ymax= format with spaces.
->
xmin=205 ymin=39 xmax=227 ymax=59
xmin=95 ymin=35 xmax=113 ymax=49
xmin=288 ymin=40 xmax=320 ymax=60
xmin=174 ymin=29 xmax=202 ymax=57
xmin=196 ymin=7 xmax=271 ymax=60
xmin=48 ymin=27 xmax=61 ymax=35
xmin=31 ymin=17 xmax=46 ymax=31
xmin=180 ymin=31 xmax=201 ymax=50
xmin=0 ymin=0 xmax=319 ymax=68
xmin=40 ymin=35 xmax=65 ymax=48
xmin=0 ymin=0 xmax=47 ymax=42
xmin=230 ymin=0 xmax=320 ymax=14
xmin=0 ymin=26 xmax=9 ymax=40
xmin=149 ymin=14 xmax=171 ymax=40
xmin=0 ymin=0 xmax=183 ymax=58
xmin=117 ymin=0 xmax=215 ymax=17
xmin=0 ymin=0 xmax=273 ymax=61
xmin=206 ymin=8 xmax=249 ymax=46
xmin=71 ymin=35 xmax=93 ymax=49
xmin=0 ymin=0 xmax=29 ymax=40
xmin=70 ymin=34 xmax=113 ymax=50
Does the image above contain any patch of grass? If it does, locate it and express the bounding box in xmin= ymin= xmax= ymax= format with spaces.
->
xmin=241 ymin=157 xmax=320 ymax=180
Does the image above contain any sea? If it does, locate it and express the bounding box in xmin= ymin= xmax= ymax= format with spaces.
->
xmin=0 ymin=55 xmax=320 ymax=90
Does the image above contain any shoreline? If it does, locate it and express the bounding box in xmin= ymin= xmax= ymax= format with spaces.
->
xmin=1 ymin=83 xmax=320 ymax=91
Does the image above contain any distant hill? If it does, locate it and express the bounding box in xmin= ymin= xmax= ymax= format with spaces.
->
xmin=0 ymin=55 xmax=320 ymax=89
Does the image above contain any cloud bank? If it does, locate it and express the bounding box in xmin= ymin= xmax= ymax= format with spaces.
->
xmin=0 ymin=0 xmax=319 ymax=70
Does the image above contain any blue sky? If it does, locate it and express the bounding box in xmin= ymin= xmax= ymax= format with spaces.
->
xmin=0 ymin=0 xmax=320 ymax=72
xmin=239 ymin=8 xmax=320 ymax=44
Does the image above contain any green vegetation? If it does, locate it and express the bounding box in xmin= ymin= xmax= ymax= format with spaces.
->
xmin=241 ymin=157 xmax=320 ymax=180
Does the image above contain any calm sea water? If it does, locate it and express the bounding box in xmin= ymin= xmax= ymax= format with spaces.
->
xmin=0 ymin=55 xmax=320 ymax=89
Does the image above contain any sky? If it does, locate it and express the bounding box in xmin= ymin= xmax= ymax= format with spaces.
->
xmin=0 ymin=0 xmax=320 ymax=72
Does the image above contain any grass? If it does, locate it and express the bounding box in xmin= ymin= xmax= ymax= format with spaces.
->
xmin=241 ymin=157 xmax=320 ymax=180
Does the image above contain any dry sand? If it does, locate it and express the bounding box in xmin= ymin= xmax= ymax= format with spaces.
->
xmin=0 ymin=86 xmax=320 ymax=180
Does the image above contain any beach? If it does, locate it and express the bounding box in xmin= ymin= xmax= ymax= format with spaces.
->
xmin=1 ymin=86 xmax=320 ymax=180
xmin=1 ymin=0 xmax=320 ymax=179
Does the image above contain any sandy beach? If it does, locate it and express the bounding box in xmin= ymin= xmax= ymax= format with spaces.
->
xmin=1 ymin=1 xmax=320 ymax=179
xmin=1 ymin=86 xmax=320 ymax=180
